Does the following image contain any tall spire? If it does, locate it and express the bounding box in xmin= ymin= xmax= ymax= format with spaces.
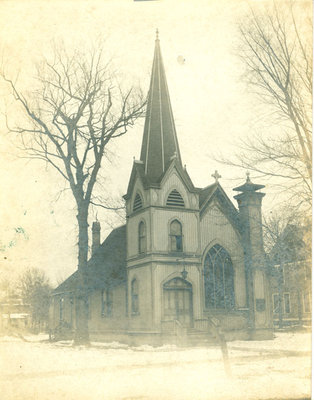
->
xmin=140 ymin=31 xmax=182 ymax=182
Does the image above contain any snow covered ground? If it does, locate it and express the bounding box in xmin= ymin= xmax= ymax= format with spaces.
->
xmin=0 ymin=331 xmax=311 ymax=400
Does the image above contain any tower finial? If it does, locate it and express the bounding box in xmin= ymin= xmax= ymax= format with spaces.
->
xmin=156 ymin=28 xmax=159 ymax=40
xmin=246 ymin=170 xmax=251 ymax=183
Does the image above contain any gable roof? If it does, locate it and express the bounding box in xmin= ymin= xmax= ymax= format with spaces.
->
xmin=199 ymin=183 xmax=218 ymax=208
xmin=53 ymin=225 xmax=127 ymax=295
xmin=199 ymin=182 xmax=240 ymax=231
xmin=158 ymin=159 xmax=197 ymax=193
xmin=124 ymin=158 xmax=197 ymax=200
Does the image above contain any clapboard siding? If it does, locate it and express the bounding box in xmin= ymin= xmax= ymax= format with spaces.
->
xmin=127 ymin=209 xmax=151 ymax=258
xmin=152 ymin=209 xmax=199 ymax=253
xmin=128 ymin=266 xmax=153 ymax=330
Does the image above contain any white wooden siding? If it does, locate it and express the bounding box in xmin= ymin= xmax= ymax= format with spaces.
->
xmin=151 ymin=209 xmax=199 ymax=253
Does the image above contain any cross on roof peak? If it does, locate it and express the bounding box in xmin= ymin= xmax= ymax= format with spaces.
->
xmin=211 ymin=170 xmax=221 ymax=183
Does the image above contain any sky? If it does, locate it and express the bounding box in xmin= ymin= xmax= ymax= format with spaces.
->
xmin=0 ymin=0 xmax=309 ymax=285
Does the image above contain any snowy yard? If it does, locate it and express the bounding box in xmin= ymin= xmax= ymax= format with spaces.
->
xmin=0 ymin=331 xmax=311 ymax=400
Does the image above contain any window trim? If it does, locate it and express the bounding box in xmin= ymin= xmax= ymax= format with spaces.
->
xmin=203 ymin=244 xmax=235 ymax=310
xmin=303 ymin=291 xmax=311 ymax=313
xmin=86 ymin=295 xmax=91 ymax=320
xmin=169 ymin=219 xmax=183 ymax=252
xmin=283 ymin=292 xmax=291 ymax=314
xmin=272 ymin=293 xmax=279 ymax=313
xmin=101 ymin=289 xmax=113 ymax=318
xmin=131 ymin=278 xmax=139 ymax=315
xmin=138 ymin=220 xmax=147 ymax=254
xmin=59 ymin=297 xmax=64 ymax=322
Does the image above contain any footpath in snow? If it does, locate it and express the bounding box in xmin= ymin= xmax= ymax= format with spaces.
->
xmin=0 ymin=331 xmax=311 ymax=400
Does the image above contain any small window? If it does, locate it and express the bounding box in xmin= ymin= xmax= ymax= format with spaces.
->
xmin=138 ymin=221 xmax=147 ymax=254
xmin=272 ymin=293 xmax=279 ymax=313
xmin=170 ymin=220 xmax=183 ymax=252
xmin=70 ymin=297 xmax=74 ymax=326
xmin=101 ymin=289 xmax=113 ymax=317
xmin=85 ymin=296 xmax=91 ymax=320
xmin=131 ymin=279 xmax=139 ymax=314
xmin=304 ymin=263 xmax=311 ymax=281
xmin=166 ymin=189 xmax=185 ymax=207
xmin=59 ymin=297 xmax=64 ymax=322
xmin=282 ymin=265 xmax=286 ymax=284
xmin=283 ymin=293 xmax=291 ymax=314
xmin=303 ymin=292 xmax=311 ymax=313
xmin=133 ymin=193 xmax=143 ymax=211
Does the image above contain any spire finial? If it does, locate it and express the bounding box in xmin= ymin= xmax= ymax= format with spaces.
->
xmin=212 ymin=170 xmax=221 ymax=183
xmin=170 ymin=151 xmax=178 ymax=161
xmin=156 ymin=28 xmax=159 ymax=41
xmin=246 ymin=171 xmax=251 ymax=183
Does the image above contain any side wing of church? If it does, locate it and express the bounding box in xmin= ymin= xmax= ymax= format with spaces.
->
xmin=50 ymin=33 xmax=273 ymax=344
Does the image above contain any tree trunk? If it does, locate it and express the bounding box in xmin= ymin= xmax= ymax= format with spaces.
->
xmin=73 ymin=204 xmax=90 ymax=345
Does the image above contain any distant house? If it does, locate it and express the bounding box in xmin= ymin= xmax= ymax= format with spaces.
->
xmin=269 ymin=224 xmax=311 ymax=327
xmin=50 ymin=34 xmax=273 ymax=345
xmin=0 ymin=295 xmax=30 ymax=333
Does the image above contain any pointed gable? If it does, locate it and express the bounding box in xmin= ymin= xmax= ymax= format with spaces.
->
xmin=140 ymin=31 xmax=182 ymax=183
xmin=199 ymin=182 xmax=240 ymax=232
xmin=124 ymin=161 xmax=149 ymax=200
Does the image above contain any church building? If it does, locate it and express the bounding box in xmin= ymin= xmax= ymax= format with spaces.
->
xmin=50 ymin=33 xmax=273 ymax=344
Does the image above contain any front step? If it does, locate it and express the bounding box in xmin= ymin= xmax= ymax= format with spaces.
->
xmin=186 ymin=328 xmax=218 ymax=346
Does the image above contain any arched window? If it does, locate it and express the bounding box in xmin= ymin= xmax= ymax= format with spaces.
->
xmin=170 ymin=220 xmax=183 ymax=252
xmin=133 ymin=193 xmax=143 ymax=212
xmin=204 ymin=244 xmax=235 ymax=309
xmin=166 ymin=189 xmax=185 ymax=207
xmin=131 ymin=279 xmax=139 ymax=314
xmin=138 ymin=221 xmax=146 ymax=253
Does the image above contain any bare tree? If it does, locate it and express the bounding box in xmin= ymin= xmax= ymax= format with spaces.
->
xmin=2 ymin=45 xmax=146 ymax=343
xmin=220 ymin=1 xmax=312 ymax=210
xmin=19 ymin=268 xmax=52 ymax=332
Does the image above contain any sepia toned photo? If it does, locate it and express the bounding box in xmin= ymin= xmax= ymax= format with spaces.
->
xmin=0 ymin=0 xmax=311 ymax=399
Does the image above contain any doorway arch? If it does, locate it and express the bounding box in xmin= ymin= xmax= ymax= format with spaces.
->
xmin=163 ymin=277 xmax=193 ymax=327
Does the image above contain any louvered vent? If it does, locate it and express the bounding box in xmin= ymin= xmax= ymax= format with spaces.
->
xmin=166 ymin=190 xmax=185 ymax=207
xmin=133 ymin=193 xmax=143 ymax=211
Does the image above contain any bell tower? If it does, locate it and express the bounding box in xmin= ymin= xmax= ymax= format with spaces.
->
xmin=234 ymin=174 xmax=273 ymax=338
xmin=123 ymin=31 xmax=201 ymax=336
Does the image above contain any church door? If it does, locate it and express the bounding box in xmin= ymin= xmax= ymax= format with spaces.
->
xmin=163 ymin=278 xmax=193 ymax=327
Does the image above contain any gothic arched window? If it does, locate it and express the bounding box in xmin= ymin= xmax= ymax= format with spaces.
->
xmin=131 ymin=279 xmax=139 ymax=314
xmin=138 ymin=221 xmax=146 ymax=253
xmin=133 ymin=193 xmax=143 ymax=212
xmin=170 ymin=220 xmax=183 ymax=252
xmin=166 ymin=189 xmax=185 ymax=207
xmin=204 ymin=244 xmax=235 ymax=310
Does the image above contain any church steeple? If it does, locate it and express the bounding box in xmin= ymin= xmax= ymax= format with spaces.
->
xmin=140 ymin=30 xmax=182 ymax=183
